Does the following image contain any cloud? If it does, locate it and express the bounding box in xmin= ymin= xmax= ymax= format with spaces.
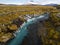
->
xmin=40 ymin=0 xmax=60 ymax=5
xmin=0 ymin=0 xmax=60 ymax=5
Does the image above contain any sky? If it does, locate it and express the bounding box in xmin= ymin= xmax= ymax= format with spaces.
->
xmin=0 ymin=0 xmax=60 ymax=5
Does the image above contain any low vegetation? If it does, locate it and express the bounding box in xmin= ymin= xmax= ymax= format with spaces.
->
xmin=0 ymin=5 xmax=60 ymax=45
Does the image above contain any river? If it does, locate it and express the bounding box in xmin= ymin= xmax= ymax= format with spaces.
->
xmin=7 ymin=13 xmax=49 ymax=45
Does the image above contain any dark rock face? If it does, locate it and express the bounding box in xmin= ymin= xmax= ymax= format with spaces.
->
xmin=21 ymin=22 xmax=43 ymax=45
xmin=13 ymin=18 xmax=24 ymax=27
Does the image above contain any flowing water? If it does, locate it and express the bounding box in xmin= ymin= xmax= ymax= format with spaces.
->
xmin=7 ymin=13 xmax=49 ymax=45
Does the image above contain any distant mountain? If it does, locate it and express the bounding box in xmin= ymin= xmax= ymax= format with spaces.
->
xmin=20 ymin=2 xmax=41 ymax=6
xmin=21 ymin=4 xmax=40 ymax=6
xmin=0 ymin=4 xmax=6 ymax=5
xmin=1 ymin=3 xmax=59 ymax=6
xmin=0 ymin=3 xmax=18 ymax=6
xmin=44 ymin=3 xmax=58 ymax=6
xmin=6 ymin=4 xmax=17 ymax=6
xmin=0 ymin=1 xmax=41 ymax=6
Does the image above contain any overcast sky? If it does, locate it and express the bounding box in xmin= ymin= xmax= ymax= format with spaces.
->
xmin=0 ymin=0 xmax=60 ymax=5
